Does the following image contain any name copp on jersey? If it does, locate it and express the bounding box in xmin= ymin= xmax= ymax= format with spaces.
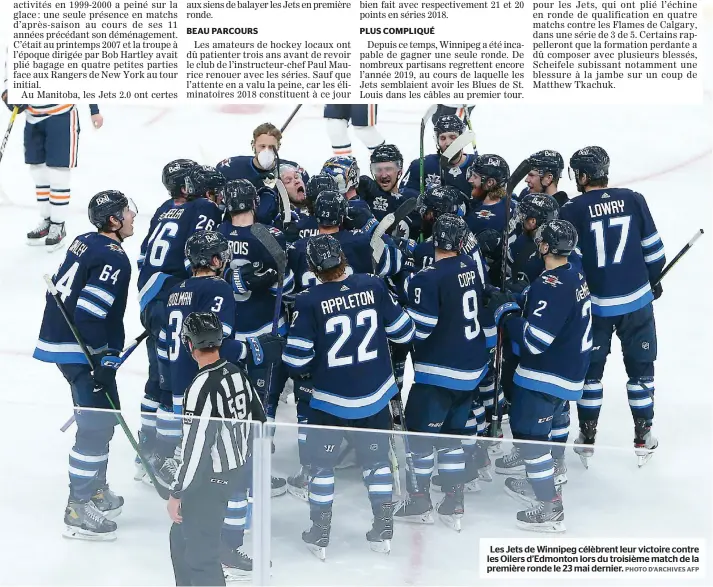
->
xmin=561 ymin=187 xmax=665 ymax=317
xmin=137 ymin=198 xmax=222 ymax=311
xmin=282 ymin=273 xmax=415 ymax=418
xmin=218 ymin=222 xmax=295 ymax=338
xmin=406 ymin=255 xmax=493 ymax=391
xmin=505 ymin=264 xmax=592 ymax=401
xmin=34 ymin=233 xmax=131 ymax=363
xmin=160 ymin=276 xmax=236 ymax=407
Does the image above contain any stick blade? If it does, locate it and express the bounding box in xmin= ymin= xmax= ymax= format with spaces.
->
xmin=250 ymin=223 xmax=287 ymax=276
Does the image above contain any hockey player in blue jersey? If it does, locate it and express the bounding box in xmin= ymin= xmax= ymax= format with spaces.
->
xmin=357 ymin=144 xmax=421 ymax=240
xmin=135 ymin=164 xmax=224 ymax=481
xmin=33 ymin=190 xmax=136 ymax=540
xmin=216 ymin=122 xmax=306 ymax=225
xmin=394 ymin=214 xmax=491 ymax=532
xmin=400 ymin=115 xmax=477 ymax=210
xmin=487 ymin=219 xmax=591 ymax=533
xmin=282 ymin=235 xmax=416 ymax=559
xmin=320 ymin=156 xmax=373 ymax=225
xmin=561 ymin=146 xmax=664 ymax=467
xmin=284 ymin=173 xmax=338 ymax=243
xmin=522 ymin=150 xmax=569 ymax=207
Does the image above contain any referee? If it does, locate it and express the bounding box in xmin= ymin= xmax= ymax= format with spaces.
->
xmin=168 ymin=311 xmax=265 ymax=586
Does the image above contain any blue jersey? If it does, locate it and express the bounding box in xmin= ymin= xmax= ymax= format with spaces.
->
xmin=137 ymin=198 xmax=222 ymax=311
xmin=161 ymin=276 xmax=238 ymax=404
xmin=138 ymin=198 xmax=173 ymax=270
xmin=407 ymin=255 xmax=492 ymax=391
xmin=505 ymin=263 xmax=592 ymax=401
xmin=34 ymin=233 xmax=131 ymax=364
xmin=292 ymin=210 xmax=320 ymax=240
xmin=400 ymin=153 xmax=477 ymax=210
xmin=216 ymin=155 xmax=307 ymax=226
xmin=357 ymin=176 xmax=421 ymax=240
xmin=561 ymin=188 xmax=665 ymax=317
xmin=287 ymin=229 xmax=403 ymax=293
xmin=282 ymin=273 xmax=415 ymax=418
xmin=218 ymin=222 xmax=295 ymax=339
xmin=465 ymin=197 xmax=516 ymax=237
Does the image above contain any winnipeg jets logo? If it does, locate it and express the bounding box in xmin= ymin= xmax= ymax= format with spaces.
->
xmin=106 ymin=243 xmax=124 ymax=254
xmin=373 ymin=196 xmax=389 ymax=212
xmin=426 ymin=173 xmax=441 ymax=187
xmin=475 ymin=210 xmax=495 ymax=219
xmin=219 ymin=158 xmax=230 ymax=167
xmin=541 ymin=274 xmax=562 ymax=287
xmin=448 ymin=166 xmax=462 ymax=178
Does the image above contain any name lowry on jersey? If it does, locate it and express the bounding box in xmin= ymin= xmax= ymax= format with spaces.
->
xmin=168 ymin=291 xmax=193 ymax=306
xmin=588 ymin=199 xmax=624 ymax=218
xmin=320 ymin=289 xmax=375 ymax=315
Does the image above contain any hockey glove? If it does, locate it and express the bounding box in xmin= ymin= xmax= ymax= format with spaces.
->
xmin=476 ymin=229 xmax=503 ymax=265
xmin=1 ymin=91 xmax=27 ymax=113
xmin=486 ymin=291 xmax=521 ymax=327
xmin=228 ymin=262 xmax=278 ymax=294
xmin=505 ymin=275 xmax=531 ymax=305
xmin=92 ymin=349 xmax=122 ymax=389
xmin=343 ymin=201 xmax=374 ymax=231
xmin=245 ymin=334 xmax=287 ymax=418
xmin=394 ymin=236 xmax=416 ymax=258
xmin=651 ymin=281 xmax=663 ymax=300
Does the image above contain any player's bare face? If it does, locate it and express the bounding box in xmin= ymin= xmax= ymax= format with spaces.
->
xmin=526 ymin=169 xmax=543 ymax=192
xmin=438 ymin=132 xmax=459 ymax=153
xmin=281 ymin=170 xmax=305 ymax=204
xmin=371 ymin=162 xmax=399 ymax=191
xmin=119 ymin=207 xmax=136 ymax=239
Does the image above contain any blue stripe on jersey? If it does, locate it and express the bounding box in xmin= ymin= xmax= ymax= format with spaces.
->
xmin=484 ymin=325 xmax=497 ymax=348
xmin=311 ymin=374 xmax=398 ymax=419
xmin=590 ymin=282 xmax=653 ymax=317
xmin=138 ymin=272 xmax=171 ymax=311
xmin=513 ymin=364 xmax=584 ymax=401
xmin=33 ymin=340 xmax=90 ymax=364
xmin=282 ymin=334 xmax=315 ymax=367
xmin=81 ymin=285 xmax=115 ymax=307
xmin=234 ymin=317 xmax=288 ymax=341
xmin=413 ymin=361 xmax=489 ymax=391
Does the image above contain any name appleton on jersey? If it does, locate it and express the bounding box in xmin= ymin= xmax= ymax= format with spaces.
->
xmin=158 ymin=208 xmax=186 ymax=221
xmin=320 ymin=290 xmax=375 ymax=315
xmin=168 ymin=291 xmax=194 ymax=306
xmin=68 ymin=240 xmax=88 ymax=257
xmin=588 ymin=199 xmax=625 ymax=218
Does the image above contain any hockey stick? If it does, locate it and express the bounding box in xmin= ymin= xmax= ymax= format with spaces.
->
xmin=653 ymin=228 xmax=704 ymax=287
xmin=0 ymin=106 xmax=19 ymax=167
xmin=370 ymin=198 xmax=418 ymax=268
xmin=250 ymin=223 xmax=287 ymax=336
xmin=390 ymin=396 xmax=419 ymax=496
xmin=439 ymin=130 xmax=476 ymax=169
xmin=43 ymin=274 xmax=162 ymax=493
xmin=490 ymin=160 xmax=531 ymax=437
xmin=419 ymin=106 xmax=438 ymax=199
xmin=280 ymin=105 xmax=302 ymax=133
xmin=461 ymin=105 xmax=477 ymax=150
xmin=60 ymin=331 xmax=149 ymax=432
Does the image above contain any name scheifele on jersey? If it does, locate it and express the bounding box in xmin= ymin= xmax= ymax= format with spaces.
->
xmin=561 ymin=187 xmax=665 ymax=317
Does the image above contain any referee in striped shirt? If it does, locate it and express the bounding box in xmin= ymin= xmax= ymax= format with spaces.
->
xmin=168 ymin=311 xmax=265 ymax=586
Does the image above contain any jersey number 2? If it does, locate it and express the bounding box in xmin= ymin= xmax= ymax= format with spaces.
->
xmin=326 ymin=309 xmax=378 ymax=368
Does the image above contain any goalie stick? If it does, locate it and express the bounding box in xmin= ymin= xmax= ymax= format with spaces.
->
xmin=490 ymin=159 xmax=531 ymax=437
xmin=43 ymin=274 xmax=162 ymax=495
xmin=60 ymin=331 xmax=149 ymax=432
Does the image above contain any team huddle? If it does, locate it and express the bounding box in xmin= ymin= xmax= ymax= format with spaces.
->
xmin=32 ymin=112 xmax=666 ymax=581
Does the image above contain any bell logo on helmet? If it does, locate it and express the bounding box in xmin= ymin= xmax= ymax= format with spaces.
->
xmin=487 ymin=157 xmax=500 ymax=166
xmin=96 ymin=195 xmax=111 ymax=205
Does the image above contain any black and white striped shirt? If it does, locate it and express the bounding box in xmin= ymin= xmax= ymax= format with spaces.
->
xmin=171 ymin=359 xmax=265 ymax=498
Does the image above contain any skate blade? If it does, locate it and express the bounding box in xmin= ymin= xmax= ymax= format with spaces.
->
xmin=394 ymin=510 xmax=435 ymax=525
xmin=222 ymin=566 xmax=252 ymax=582
xmin=63 ymin=526 xmax=117 ymax=541
xmin=369 ymin=539 xmax=391 ymax=554
xmin=432 ymin=479 xmax=481 ymax=494
xmin=134 ymin=463 xmax=146 ymax=481
xmin=287 ymin=485 xmax=309 ymax=502
xmin=46 ymin=240 xmax=67 ymax=253
xmin=516 ymin=519 xmax=566 ymax=534
xmin=305 ymin=543 xmax=327 ymax=561
xmin=271 ymin=486 xmax=288 ymax=498
xmin=636 ymin=447 xmax=656 ymax=467
xmin=503 ymin=485 xmax=539 ymax=507
xmin=478 ymin=467 xmax=494 ymax=482
xmin=100 ymin=506 xmax=122 ymax=521
xmin=488 ymin=444 xmax=504 ymax=456
xmin=27 ymin=239 xmax=48 ymax=247
xmin=438 ymin=513 xmax=462 ymax=533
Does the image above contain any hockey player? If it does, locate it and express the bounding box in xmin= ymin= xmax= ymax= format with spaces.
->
xmin=136 ymin=164 xmax=224 ymax=481
xmin=216 ymin=122 xmax=306 ymax=225
xmin=324 ymin=104 xmax=385 ymax=156
xmin=523 ymin=150 xmax=569 ymax=207
xmin=287 ymin=190 xmax=402 ymax=293
xmin=282 ymin=235 xmax=416 ymax=559
xmin=487 ymin=219 xmax=591 ymax=533
xmin=561 ymin=146 xmax=664 ymax=467
xmin=1 ymin=89 xmax=103 ymax=250
xmin=357 ymin=144 xmax=421 ymax=240
xmin=400 ymin=114 xmax=478 ymax=208
xmin=279 ymin=163 xmax=307 ymax=209
xmin=33 ymin=190 xmax=136 ymax=540
xmin=284 ymin=173 xmax=339 ymax=243
xmin=395 ymin=214 xmax=490 ymax=532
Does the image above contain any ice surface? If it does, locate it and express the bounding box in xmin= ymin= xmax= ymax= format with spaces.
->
xmin=0 ymin=101 xmax=710 ymax=586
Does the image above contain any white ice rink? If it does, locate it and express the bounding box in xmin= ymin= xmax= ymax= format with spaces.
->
xmin=0 ymin=101 xmax=711 ymax=586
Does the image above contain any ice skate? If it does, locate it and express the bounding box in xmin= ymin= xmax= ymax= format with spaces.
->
xmin=302 ymin=510 xmax=332 ymax=561
xmin=432 ymin=473 xmax=480 ymax=493
xmin=494 ymin=446 xmax=525 ymax=476
xmin=634 ymin=419 xmax=658 ymax=467
xmin=366 ymin=502 xmax=394 ymax=554
xmin=487 ymin=423 xmax=505 ymax=456
xmin=554 ymin=457 xmax=568 ymax=486
xmin=91 ymin=484 xmax=124 ymax=520
xmin=437 ymin=484 xmax=464 ymax=532
xmin=63 ymin=499 xmax=117 ymax=541
xmin=504 ymin=477 xmax=539 ymax=506
xmin=133 ymin=430 xmax=151 ymax=481
xmin=221 ymin=546 xmax=252 ymax=582
xmin=287 ymin=467 xmax=309 ymax=502
xmin=516 ymin=497 xmax=565 ymax=533
xmin=27 ymin=217 xmax=51 ymax=246
xmin=573 ymin=421 xmax=597 ymax=468
xmin=45 ymin=221 xmax=67 ymax=252
xmin=393 ymin=492 xmax=434 ymax=524
xmin=272 ymin=476 xmax=287 ymax=497
xmin=142 ymin=454 xmax=177 ymax=500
